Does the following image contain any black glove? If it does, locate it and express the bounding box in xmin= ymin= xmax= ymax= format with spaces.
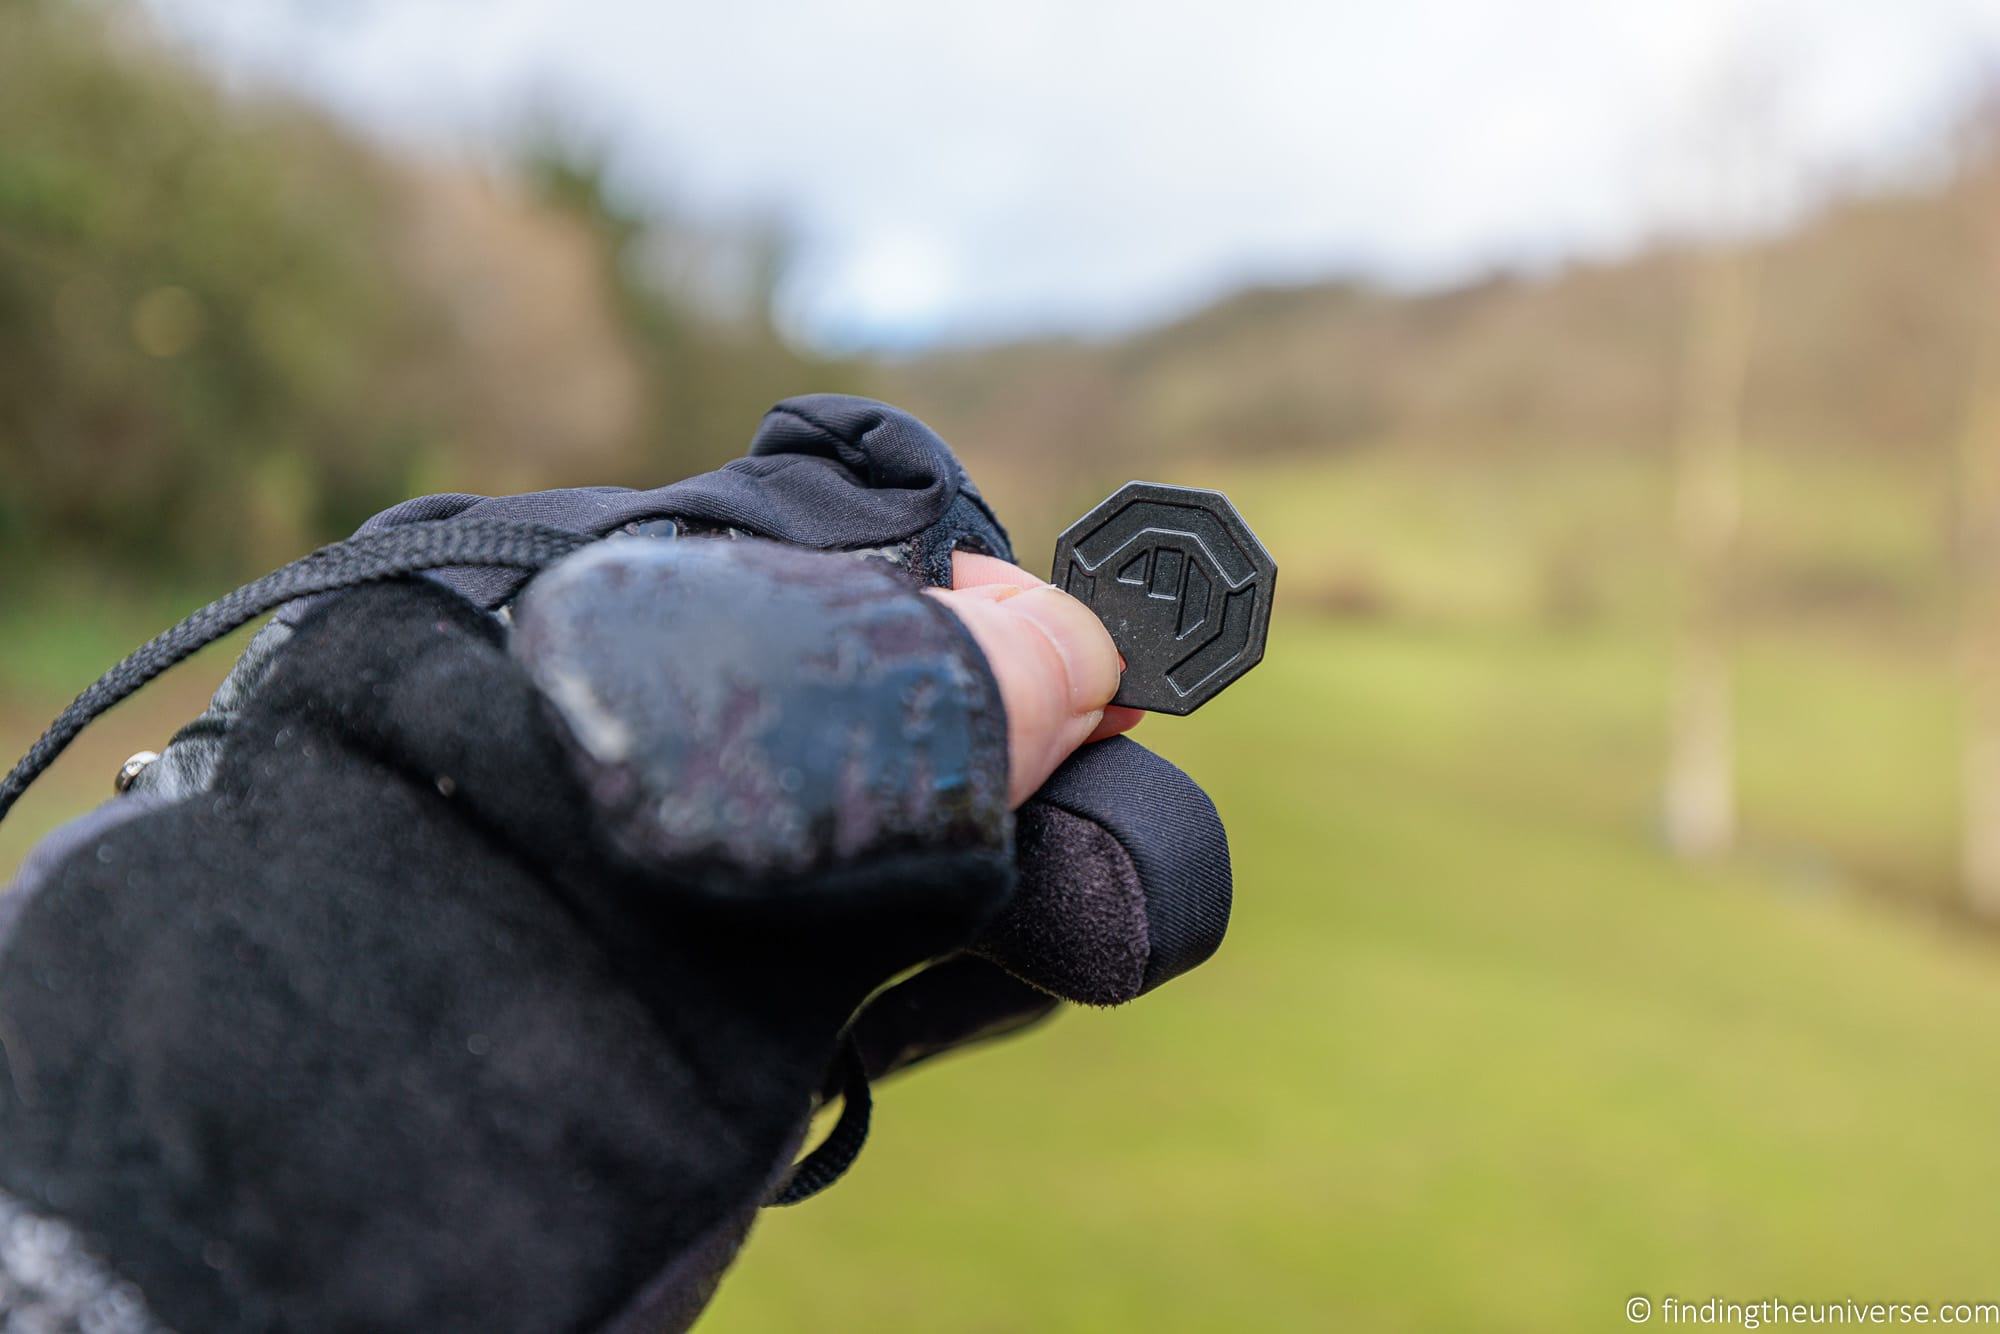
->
xmin=129 ymin=395 xmax=1231 ymax=1042
xmin=0 ymin=395 xmax=1232 ymax=1332
xmin=351 ymin=393 xmax=1233 ymax=1013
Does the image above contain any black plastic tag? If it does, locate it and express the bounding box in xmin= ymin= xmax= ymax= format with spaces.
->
xmin=1051 ymin=483 xmax=1277 ymax=714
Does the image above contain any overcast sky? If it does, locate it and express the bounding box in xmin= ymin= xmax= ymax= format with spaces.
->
xmin=146 ymin=0 xmax=2000 ymax=350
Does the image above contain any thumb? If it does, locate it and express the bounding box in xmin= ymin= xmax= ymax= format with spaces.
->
xmin=929 ymin=578 xmax=1126 ymax=808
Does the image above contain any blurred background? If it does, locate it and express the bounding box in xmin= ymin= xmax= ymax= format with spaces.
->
xmin=9 ymin=0 xmax=2000 ymax=1327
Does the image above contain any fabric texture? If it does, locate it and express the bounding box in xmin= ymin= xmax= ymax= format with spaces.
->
xmin=0 ymin=558 xmax=1012 ymax=1332
xmin=350 ymin=394 xmax=1011 ymax=609
xmin=1025 ymin=734 xmax=1234 ymax=995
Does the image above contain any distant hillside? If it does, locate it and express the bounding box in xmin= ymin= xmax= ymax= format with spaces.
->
xmin=10 ymin=0 xmax=1996 ymax=585
xmin=891 ymin=164 xmax=1989 ymax=474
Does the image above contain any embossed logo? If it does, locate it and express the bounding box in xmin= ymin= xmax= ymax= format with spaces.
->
xmin=1051 ymin=483 xmax=1277 ymax=714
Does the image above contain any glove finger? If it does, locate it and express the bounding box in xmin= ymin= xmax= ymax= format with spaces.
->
xmin=973 ymin=734 xmax=1231 ymax=1006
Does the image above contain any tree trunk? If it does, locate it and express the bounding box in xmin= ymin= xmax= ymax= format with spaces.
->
xmin=1665 ymin=246 xmax=1756 ymax=861
xmin=1959 ymin=367 xmax=2000 ymax=913
xmin=1958 ymin=144 xmax=2000 ymax=914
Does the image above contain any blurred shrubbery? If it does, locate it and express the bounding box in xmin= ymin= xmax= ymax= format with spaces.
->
xmin=0 ymin=0 xmax=861 ymax=585
xmin=0 ymin=0 xmax=426 ymax=573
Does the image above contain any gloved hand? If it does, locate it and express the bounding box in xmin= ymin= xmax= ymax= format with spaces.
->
xmin=128 ymin=394 xmax=1232 ymax=1041
xmin=359 ymin=394 xmax=1233 ymax=1018
xmin=0 ymin=396 xmax=1232 ymax=1332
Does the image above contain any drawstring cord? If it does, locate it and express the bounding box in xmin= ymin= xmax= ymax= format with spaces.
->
xmin=0 ymin=519 xmax=591 ymax=825
xmin=767 ymin=1040 xmax=872 ymax=1206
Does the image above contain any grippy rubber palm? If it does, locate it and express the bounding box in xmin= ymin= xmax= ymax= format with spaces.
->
xmin=353 ymin=394 xmax=1233 ymax=1032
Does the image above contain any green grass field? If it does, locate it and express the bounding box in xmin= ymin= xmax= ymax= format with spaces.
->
xmin=4 ymin=449 xmax=1996 ymax=1330
xmin=704 ymin=611 xmax=2000 ymax=1330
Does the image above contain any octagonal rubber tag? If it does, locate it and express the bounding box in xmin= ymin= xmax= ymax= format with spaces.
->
xmin=1051 ymin=482 xmax=1277 ymax=715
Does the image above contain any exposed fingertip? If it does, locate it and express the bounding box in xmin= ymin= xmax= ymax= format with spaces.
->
xmin=951 ymin=550 xmax=1044 ymax=591
xmin=1085 ymin=706 xmax=1145 ymax=744
xmin=953 ymin=583 xmax=1024 ymax=605
xmin=998 ymin=585 xmax=1123 ymax=714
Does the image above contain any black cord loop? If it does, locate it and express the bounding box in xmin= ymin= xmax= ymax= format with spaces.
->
xmin=0 ymin=519 xmax=591 ymax=825
xmin=766 ymin=1039 xmax=873 ymax=1206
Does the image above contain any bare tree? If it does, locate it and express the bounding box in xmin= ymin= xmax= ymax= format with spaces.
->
xmin=1953 ymin=85 xmax=2000 ymax=914
xmin=1661 ymin=57 xmax=1777 ymax=862
xmin=1665 ymin=241 xmax=1757 ymax=860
